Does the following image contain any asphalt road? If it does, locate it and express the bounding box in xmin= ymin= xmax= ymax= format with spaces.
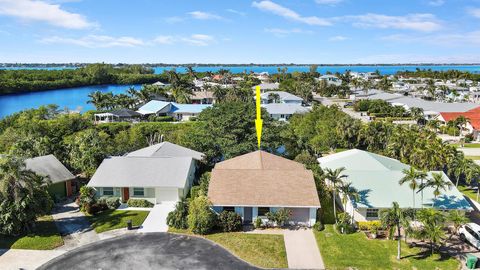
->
xmin=38 ymin=233 xmax=259 ymax=270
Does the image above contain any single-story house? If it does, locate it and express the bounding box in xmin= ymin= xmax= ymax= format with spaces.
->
xmin=136 ymin=100 xmax=211 ymax=121
xmin=253 ymin=83 xmax=279 ymax=92
xmin=208 ymin=150 xmax=320 ymax=226
xmin=262 ymin=103 xmax=311 ymax=121
xmin=88 ymin=142 xmax=204 ymax=204
xmin=94 ymin=108 xmax=142 ymax=123
xmin=438 ymin=107 xmax=480 ymax=141
xmin=259 ymin=91 xmax=303 ymax=104
xmin=317 ymin=75 xmax=342 ymax=86
xmin=191 ymin=91 xmax=215 ymax=104
xmin=25 ymin=155 xmax=76 ymax=199
xmin=317 ymin=149 xmax=472 ymax=222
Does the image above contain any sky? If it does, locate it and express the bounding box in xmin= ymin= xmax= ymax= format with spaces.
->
xmin=0 ymin=0 xmax=480 ymax=64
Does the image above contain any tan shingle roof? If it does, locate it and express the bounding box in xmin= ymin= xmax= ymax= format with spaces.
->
xmin=208 ymin=151 xmax=321 ymax=207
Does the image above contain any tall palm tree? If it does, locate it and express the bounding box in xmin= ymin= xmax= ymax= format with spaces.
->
xmin=418 ymin=172 xmax=453 ymax=207
xmin=324 ymin=167 xmax=347 ymax=223
xmin=87 ymin=91 xmax=107 ymax=110
xmin=339 ymin=182 xmax=360 ymax=224
xmin=455 ymin=115 xmax=469 ymax=141
xmin=447 ymin=210 xmax=469 ymax=238
xmin=380 ymin=202 xmax=404 ymax=260
xmin=399 ymin=167 xmax=422 ymax=209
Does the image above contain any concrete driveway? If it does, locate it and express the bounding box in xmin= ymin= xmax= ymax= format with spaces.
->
xmin=138 ymin=202 xmax=176 ymax=232
xmin=38 ymin=233 xmax=259 ymax=270
xmin=0 ymin=249 xmax=66 ymax=270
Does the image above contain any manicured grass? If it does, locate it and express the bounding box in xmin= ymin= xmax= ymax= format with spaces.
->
xmin=86 ymin=210 xmax=150 ymax=233
xmin=0 ymin=215 xmax=64 ymax=250
xmin=314 ymin=225 xmax=460 ymax=270
xmin=453 ymin=143 xmax=480 ymax=148
xmin=458 ymin=185 xmax=479 ymax=202
xmin=465 ymin=156 xmax=480 ymax=160
xmin=168 ymin=228 xmax=288 ymax=268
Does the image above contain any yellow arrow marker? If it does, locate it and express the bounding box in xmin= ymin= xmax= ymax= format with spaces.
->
xmin=255 ymin=85 xmax=263 ymax=149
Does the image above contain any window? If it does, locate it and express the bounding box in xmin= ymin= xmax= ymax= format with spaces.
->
xmin=366 ymin=208 xmax=379 ymax=218
xmin=223 ymin=207 xmax=235 ymax=212
xmin=258 ymin=207 xmax=270 ymax=216
xmin=133 ymin=187 xmax=144 ymax=196
xmin=103 ymin=187 xmax=114 ymax=196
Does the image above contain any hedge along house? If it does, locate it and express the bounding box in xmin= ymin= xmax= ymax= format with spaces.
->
xmin=25 ymin=155 xmax=76 ymax=199
xmin=87 ymin=142 xmax=204 ymax=205
xmin=317 ymin=149 xmax=473 ymax=222
xmin=208 ymin=151 xmax=321 ymax=227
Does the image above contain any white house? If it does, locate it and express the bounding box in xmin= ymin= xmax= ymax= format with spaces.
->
xmin=208 ymin=151 xmax=320 ymax=227
xmin=136 ymin=100 xmax=212 ymax=121
xmin=87 ymin=142 xmax=204 ymax=205
xmin=318 ymin=149 xmax=472 ymax=222
xmin=262 ymin=103 xmax=311 ymax=121
xmin=259 ymin=91 xmax=303 ymax=104
xmin=318 ymin=75 xmax=342 ymax=86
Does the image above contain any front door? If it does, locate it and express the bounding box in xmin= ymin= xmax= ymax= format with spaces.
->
xmin=244 ymin=207 xmax=252 ymax=223
xmin=122 ymin=187 xmax=130 ymax=203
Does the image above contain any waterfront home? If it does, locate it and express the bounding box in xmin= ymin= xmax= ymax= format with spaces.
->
xmin=208 ymin=150 xmax=320 ymax=226
xmin=136 ymin=100 xmax=212 ymax=121
xmin=317 ymin=75 xmax=342 ymax=86
xmin=88 ymin=142 xmax=204 ymax=204
xmin=317 ymin=149 xmax=472 ymax=222
xmin=262 ymin=103 xmax=311 ymax=121
xmin=25 ymin=155 xmax=76 ymax=199
xmin=259 ymin=91 xmax=303 ymax=104
xmin=94 ymin=108 xmax=142 ymax=123
xmin=190 ymin=90 xmax=215 ymax=104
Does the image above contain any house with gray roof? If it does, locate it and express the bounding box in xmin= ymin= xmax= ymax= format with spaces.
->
xmin=317 ymin=149 xmax=472 ymax=221
xmin=25 ymin=155 xmax=76 ymax=199
xmin=259 ymin=91 xmax=303 ymax=104
xmin=262 ymin=103 xmax=311 ymax=121
xmin=87 ymin=142 xmax=204 ymax=204
xmin=136 ymin=100 xmax=211 ymax=121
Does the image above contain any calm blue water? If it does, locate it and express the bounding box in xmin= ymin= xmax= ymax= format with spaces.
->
xmin=0 ymin=84 xmax=141 ymax=118
xmin=2 ymin=64 xmax=480 ymax=118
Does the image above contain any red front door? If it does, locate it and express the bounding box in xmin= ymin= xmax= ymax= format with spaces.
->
xmin=122 ymin=187 xmax=130 ymax=202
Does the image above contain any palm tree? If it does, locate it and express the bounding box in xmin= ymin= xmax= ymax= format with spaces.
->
xmin=426 ymin=120 xmax=441 ymax=133
xmin=380 ymin=202 xmax=404 ymax=260
xmin=417 ymin=208 xmax=446 ymax=255
xmin=87 ymin=91 xmax=107 ymax=110
xmin=447 ymin=210 xmax=468 ymax=238
xmin=324 ymin=167 xmax=347 ymax=223
xmin=361 ymin=80 xmax=371 ymax=96
xmin=172 ymin=87 xmax=193 ymax=104
xmin=455 ymin=115 xmax=469 ymax=142
xmin=339 ymin=182 xmax=360 ymax=224
xmin=418 ymin=172 xmax=453 ymax=207
xmin=399 ymin=167 xmax=421 ymax=209
xmin=211 ymin=85 xmax=227 ymax=103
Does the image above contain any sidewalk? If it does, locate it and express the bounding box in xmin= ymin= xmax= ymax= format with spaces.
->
xmin=0 ymin=249 xmax=66 ymax=270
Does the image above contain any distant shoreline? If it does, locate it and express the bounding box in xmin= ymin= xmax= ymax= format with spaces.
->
xmin=2 ymin=63 xmax=480 ymax=68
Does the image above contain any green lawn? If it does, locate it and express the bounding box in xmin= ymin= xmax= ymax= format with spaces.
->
xmin=458 ymin=185 xmax=479 ymax=202
xmin=0 ymin=215 xmax=64 ymax=250
xmin=169 ymin=228 xmax=288 ymax=268
xmin=86 ymin=210 xmax=150 ymax=233
xmin=453 ymin=143 xmax=480 ymax=148
xmin=465 ymin=156 xmax=480 ymax=160
xmin=314 ymin=225 xmax=460 ymax=270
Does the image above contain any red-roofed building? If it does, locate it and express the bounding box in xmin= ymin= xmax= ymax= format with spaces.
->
xmin=438 ymin=107 xmax=480 ymax=140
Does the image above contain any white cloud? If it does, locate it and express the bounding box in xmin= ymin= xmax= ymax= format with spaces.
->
xmin=153 ymin=35 xmax=175 ymax=45
xmin=345 ymin=13 xmax=441 ymax=32
xmin=0 ymin=0 xmax=94 ymax=29
xmin=226 ymin=9 xmax=246 ymax=16
xmin=468 ymin=8 xmax=480 ymax=18
xmin=188 ymin=11 xmax=223 ymax=20
xmin=428 ymin=0 xmax=445 ymax=6
xmin=329 ymin=35 xmax=348 ymax=41
xmin=382 ymin=31 xmax=480 ymax=46
xmin=252 ymin=1 xmax=331 ymax=26
xmin=264 ymin=28 xmax=313 ymax=37
xmin=39 ymin=35 xmax=145 ymax=48
xmin=315 ymin=0 xmax=343 ymax=5
xmin=153 ymin=34 xmax=216 ymax=46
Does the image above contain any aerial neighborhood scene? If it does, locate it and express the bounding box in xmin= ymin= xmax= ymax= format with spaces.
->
xmin=4 ymin=1 xmax=480 ymax=270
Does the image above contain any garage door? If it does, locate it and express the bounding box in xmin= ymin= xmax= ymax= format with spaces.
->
xmin=289 ymin=208 xmax=310 ymax=225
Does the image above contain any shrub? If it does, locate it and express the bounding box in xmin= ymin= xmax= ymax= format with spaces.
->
xmin=167 ymin=198 xmax=189 ymax=229
xmin=187 ymin=195 xmax=217 ymax=234
xmin=99 ymin=197 xmax=120 ymax=209
xmin=254 ymin=217 xmax=263 ymax=229
xmin=218 ymin=211 xmax=243 ymax=232
xmin=313 ymin=221 xmax=324 ymax=231
xmin=199 ymin=172 xmax=211 ymax=196
xmin=88 ymin=203 xmax=108 ymax=215
xmin=358 ymin=220 xmax=382 ymax=231
xmin=148 ymin=115 xmax=175 ymax=122
xmin=190 ymin=186 xmax=201 ymax=199
xmin=336 ymin=212 xmax=355 ymax=234
xmin=79 ymin=186 xmax=96 ymax=211
xmin=127 ymin=198 xmax=154 ymax=208
xmin=265 ymin=208 xmax=292 ymax=227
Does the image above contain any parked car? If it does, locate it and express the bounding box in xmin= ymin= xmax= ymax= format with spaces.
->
xmin=459 ymin=223 xmax=480 ymax=249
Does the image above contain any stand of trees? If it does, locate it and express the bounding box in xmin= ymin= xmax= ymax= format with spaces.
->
xmin=0 ymin=64 xmax=167 ymax=95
